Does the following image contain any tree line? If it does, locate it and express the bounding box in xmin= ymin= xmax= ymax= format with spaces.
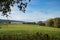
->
xmin=45 ymin=18 xmax=60 ymax=28
xmin=0 ymin=17 xmax=60 ymax=28
xmin=37 ymin=17 xmax=60 ymax=28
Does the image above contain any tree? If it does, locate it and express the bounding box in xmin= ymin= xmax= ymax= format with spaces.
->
xmin=0 ymin=0 xmax=31 ymax=17
xmin=45 ymin=19 xmax=54 ymax=27
xmin=37 ymin=21 xmax=45 ymax=26
xmin=53 ymin=18 xmax=60 ymax=28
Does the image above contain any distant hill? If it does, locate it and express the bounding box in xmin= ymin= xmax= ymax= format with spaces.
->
xmin=0 ymin=19 xmax=24 ymax=24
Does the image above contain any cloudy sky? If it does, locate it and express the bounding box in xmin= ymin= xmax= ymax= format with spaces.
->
xmin=0 ymin=0 xmax=60 ymax=22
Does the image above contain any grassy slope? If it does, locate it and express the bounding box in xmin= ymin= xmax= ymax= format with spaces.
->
xmin=0 ymin=24 xmax=60 ymax=37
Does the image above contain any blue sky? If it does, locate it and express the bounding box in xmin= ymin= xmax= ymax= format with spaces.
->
xmin=0 ymin=0 xmax=60 ymax=22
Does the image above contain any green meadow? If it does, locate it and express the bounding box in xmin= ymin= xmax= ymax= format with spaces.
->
xmin=0 ymin=24 xmax=60 ymax=40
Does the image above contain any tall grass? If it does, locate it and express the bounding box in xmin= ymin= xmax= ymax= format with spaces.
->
xmin=0 ymin=24 xmax=60 ymax=40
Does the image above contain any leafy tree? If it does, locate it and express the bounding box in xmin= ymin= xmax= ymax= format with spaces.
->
xmin=0 ymin=0 xmax=31 ymax=17
xmin=45 ymin=18 xmax=60 ymax=28
xmin=53 ymin=18 xmax=60 ymax=28
xmin=37 ymin=21 xmax=45 ymax=26
xmin=45 ymin=19 xmax=54 ymax=27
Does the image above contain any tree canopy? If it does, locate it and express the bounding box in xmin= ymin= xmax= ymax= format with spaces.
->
xmin=0 ymin=0 xmax=31 ymax=17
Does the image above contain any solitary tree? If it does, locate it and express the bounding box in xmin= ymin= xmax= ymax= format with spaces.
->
xmin=37 ymin=21 xmax=45 ymax=26
xmin=0 ymin=0 xmax=31 ymax=17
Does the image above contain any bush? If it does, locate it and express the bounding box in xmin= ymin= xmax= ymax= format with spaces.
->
xmin=23 ymin=22 xmax=36 ymax=25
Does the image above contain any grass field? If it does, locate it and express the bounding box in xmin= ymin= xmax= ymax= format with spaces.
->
xmin=0 ymin=24 xmax=60 ymax=40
